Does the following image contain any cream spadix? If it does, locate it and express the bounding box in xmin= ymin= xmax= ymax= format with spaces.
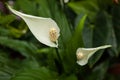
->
xmin=76 ymin=45 xmax=111 ymax=66
xmin=7 ymin=5 xmax=60 ymax=47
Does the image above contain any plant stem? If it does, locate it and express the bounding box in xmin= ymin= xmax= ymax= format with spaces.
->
xmin=55 ymin=48 xmax=64 ymax=75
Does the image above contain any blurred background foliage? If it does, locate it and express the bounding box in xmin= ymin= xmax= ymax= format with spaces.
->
xmin=0 ymin=0 xmax=120 ymax=80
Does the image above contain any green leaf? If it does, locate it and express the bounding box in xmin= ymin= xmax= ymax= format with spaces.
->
xmin=9 ymin=25 xmax=27 ymax=38
xmin=0 ymin=37 xmax=38 ymax=57
xmin=0 ymin=25 xmax=27 ymax=38
xmin=11 ymin=67 xmax=57 ymax=80
xmin=0 ymin=51 xmax=15 ymax=80
xmin=88 ymin=12 xmax=115 ymax=67
xmin=15 ymin=0 xmax=37 ymax=15
xmin=62 ymin=14 xmax=87 ymax=72
xmin=86 ymin=60 xmax=109 ymax=80
xmin=112 ymin=5 xmax=120 ymax=54
xmin=83 ymin=21 xmax=94 ymax=47
xmin=107 ymin=30 xmax=118 ymax=57
xmin=36 ymin=0 xmax=51 ymax=17
xmin=68 ymin=14 xmax=87 ymax=51
xmin=0 ymin=68 xmax=12 ymax=80
xmin=0 ymin=15 xmax=15 ymax=24
xmin=68 ymin=0 xmax=99 ymax=21
xmin=49 ymin=0 xmax=72 ymax=48
xmin=0 ymin=27 xmax=11 ymax=37
xmin=60 ymin=74 xmax=77 ymax=80
xmin=73 ymin=14 xmax=87 ymax=47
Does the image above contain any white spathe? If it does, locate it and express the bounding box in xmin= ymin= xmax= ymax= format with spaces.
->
xmin=64 ymin=0 xmax=69 ymax=3
xmin=76 ymin=45 xmax=111 ymax=66
xmin=7 ymin=5 xmax=60 ymax=47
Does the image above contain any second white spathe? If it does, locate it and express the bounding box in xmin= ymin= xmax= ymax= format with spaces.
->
xmin=76 ymin=45 xmax=111 ymax=66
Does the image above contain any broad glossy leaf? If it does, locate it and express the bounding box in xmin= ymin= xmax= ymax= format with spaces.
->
xmin=62 ymin=14 xmax=87 ymax=72
xmin=68 ymin=0 xmax=99 ymax=21
xmin=72 ymin=14 xmax=87 ymax=47
xmin=89 ymin=12 xmax=116 ymax=67
xmin=67 ymin=14 xmax=87 ymax=51
xmin=83 ymin=21 xmax=94 ymax=47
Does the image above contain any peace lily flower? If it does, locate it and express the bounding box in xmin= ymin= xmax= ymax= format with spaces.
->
xmin=7 ymin=5 xmax=60 ymax=47
xmin=76 ymin=45 xmax=111 ymax=66
xmin=64 ymin=0 xmax=69 ymax=3
xmin=60 ymin=0 xmax=69 ymax=7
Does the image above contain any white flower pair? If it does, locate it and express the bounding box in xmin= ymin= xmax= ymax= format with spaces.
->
xmin=7 ymin=5 xmax=111 ymax=66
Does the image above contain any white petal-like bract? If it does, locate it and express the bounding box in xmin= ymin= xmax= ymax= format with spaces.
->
xmin=64 ymin=0 xmax=69 ymax=3
xmin=7 ymin=5 xmax=60 ymax=47
xmin=76 ymin=45 xmax=111 ymax=66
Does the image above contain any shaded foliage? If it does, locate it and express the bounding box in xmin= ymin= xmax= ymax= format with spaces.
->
xmin=0 ymin=0 xmax=120 ymax=80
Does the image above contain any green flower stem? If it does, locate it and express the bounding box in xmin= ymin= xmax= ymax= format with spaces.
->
xmin=55 ymin=48 xmax=64 ymax=75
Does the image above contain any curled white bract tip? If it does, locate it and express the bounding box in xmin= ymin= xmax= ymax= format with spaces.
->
xmin=7 ymin=5 xmax=60 ymax=47
xmin=64 ymin=0 xmax=69 ymax=3
xmin=76 ymin=45 xmax=111 ymax=66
